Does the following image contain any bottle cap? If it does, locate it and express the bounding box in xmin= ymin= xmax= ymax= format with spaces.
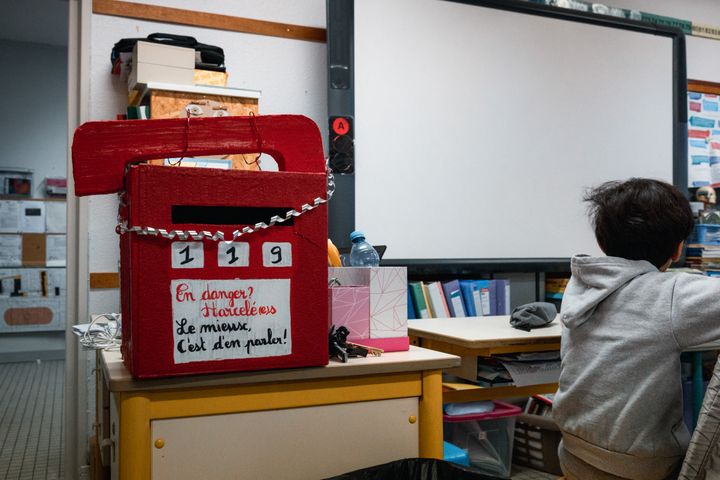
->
xmin=350 ymin=230 xmax=365 ymax=242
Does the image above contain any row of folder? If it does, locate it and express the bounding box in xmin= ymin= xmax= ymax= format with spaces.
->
xmin=407 ymin=279 xmax=511 ymax=319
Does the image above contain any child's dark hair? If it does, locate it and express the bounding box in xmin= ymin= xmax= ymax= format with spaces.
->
xmin=585 ymin=178 xmax=694 ymax=268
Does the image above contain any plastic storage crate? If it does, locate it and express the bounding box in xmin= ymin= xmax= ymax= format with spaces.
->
xmin=512 ymin=413 xmax=562 ymax=475
xmin=443 ymin=401 xmax=522 ymax=479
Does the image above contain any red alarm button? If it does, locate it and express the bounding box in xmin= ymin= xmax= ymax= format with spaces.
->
xmin=332 ymin=117 xmax=350 ymax=136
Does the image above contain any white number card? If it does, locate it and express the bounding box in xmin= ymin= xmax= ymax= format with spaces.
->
xmin=172 ymin=241 xmax=204 ymax=269
xmin=218 ymin=242 xmax=250 ymax=267
xmin=262 ymin=242 xmax=292 ymax=267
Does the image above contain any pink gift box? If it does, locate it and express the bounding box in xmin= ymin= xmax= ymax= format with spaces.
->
xmin=328 ymin=286 xmax=370 ymax=341
xmin=328 ymin=267 xmax=409 ymax=352
xmin=328 ymin=267 xmax=407 ymax=338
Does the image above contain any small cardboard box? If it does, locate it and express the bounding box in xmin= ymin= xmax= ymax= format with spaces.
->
xmin=328 ymin=267 xmax=408 ymax=346
xmin=194 ymin=69 xmax=228 ymax=86
xmin=134 ymin=41 xmax=195 ymax=68
xmin=129 ymin=63 xmax=195 ymax=92
xmin=328 ymin=286 xmax=370 ymax=340
xmin=128 ymin=41 xmax=195 ymax=91
xmin=147 ymin=89 xmax=259 ymax=171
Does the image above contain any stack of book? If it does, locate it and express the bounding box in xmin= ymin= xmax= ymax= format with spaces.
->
xmin=686 ymin=243 xmax=720 ymax=276
xmin=685 ymin=224 xmax=720 ymax=276
xmin=407 ymin=279 xmax=511 ymax=319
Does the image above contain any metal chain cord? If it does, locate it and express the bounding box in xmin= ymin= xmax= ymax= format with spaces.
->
xmin=115 ymin=162 xmax=335 ymax=243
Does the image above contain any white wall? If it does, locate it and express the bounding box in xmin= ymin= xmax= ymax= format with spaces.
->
xmin=0 ymin=40 xmax=67 ymax=198
xmin=611 ymin=0 xmax=720 ymax=81
xmin=85 ymin=1 xmax=327 ymax=315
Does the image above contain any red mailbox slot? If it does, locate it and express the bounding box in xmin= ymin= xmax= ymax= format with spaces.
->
xmin=72 ymin=115 xmax=329 ymax=378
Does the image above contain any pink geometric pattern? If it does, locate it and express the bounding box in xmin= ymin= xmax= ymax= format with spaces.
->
xmin=329 ymin=286 xmax=370 ymax=340
xmin=327 ymin=267 xmax=408 ymax=339
xmin=368 ymin=267 xmax=407 ymax=338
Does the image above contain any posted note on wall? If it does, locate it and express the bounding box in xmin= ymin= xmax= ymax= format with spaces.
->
xmin=171 ymin=278 xmax=291 ymax=364
xmin=46 ymin=235 xmax=66 ymax=267
xmin=0 ymin=235 xmax=22 ymax=267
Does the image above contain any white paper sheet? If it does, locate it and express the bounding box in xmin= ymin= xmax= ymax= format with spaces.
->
xmin=46 ymin=235 xmax=66 ymax=267
xmin=19 ymin=201 xmax=45 ymax=233
xmin=45 ymin=201 xmax=66 ymax=233
xmin=171 ymin=278 xmax=291 ymax=364
xmin=0 ymin=201 xmax=21 ymax=233
xmin=498 ymin=360 xmax=561 ymax=387
xmin=0 ymin=235 xmax=22 ymax=267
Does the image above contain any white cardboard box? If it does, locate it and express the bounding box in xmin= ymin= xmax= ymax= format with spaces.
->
xmin=129 ymin=41 xmax=195 ymax=91
xmin=129 ymin=63 xmax=195 ymax=92
xmin=134 ymin=41 xmax=195 ymax=67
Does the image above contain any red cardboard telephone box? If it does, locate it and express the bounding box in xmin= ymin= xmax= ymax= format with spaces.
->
xmin=72 ymin=115 xmax=328 ymax=378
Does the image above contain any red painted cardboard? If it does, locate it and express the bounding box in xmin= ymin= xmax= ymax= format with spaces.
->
xmin=72 ymin=115 xmax=328 ymax=378
xmin=72 ymin=115 xmax=323 ymax=196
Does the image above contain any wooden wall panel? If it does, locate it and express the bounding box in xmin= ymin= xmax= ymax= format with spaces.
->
xmin=92 ymin=0 xmax=326 ymax=43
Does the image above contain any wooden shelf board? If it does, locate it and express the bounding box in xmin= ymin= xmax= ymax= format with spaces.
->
xmin=442 ymin=382 xmax=558 ymax=402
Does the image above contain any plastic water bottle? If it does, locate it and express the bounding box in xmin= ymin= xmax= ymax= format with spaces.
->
xmin=349 ymin=231 xmax=380 ymax=267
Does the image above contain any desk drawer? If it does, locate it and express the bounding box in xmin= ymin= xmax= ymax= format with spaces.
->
xmin=150 ymin=398 xmax=419 ymax=479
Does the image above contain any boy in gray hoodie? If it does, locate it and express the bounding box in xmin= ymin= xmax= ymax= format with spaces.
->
xmin=553 ymin=178 xmax=717 ymax=480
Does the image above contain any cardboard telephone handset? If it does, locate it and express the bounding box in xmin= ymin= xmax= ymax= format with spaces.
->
xmin=72 ymin=115 xmax=329 ymax=378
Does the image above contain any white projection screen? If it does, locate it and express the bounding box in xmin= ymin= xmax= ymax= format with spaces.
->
xmin=344 ymin=0 xmax=684 ymax=265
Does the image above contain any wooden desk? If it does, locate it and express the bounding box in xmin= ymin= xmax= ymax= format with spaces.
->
xmin=99 ymin=346 xmax=459 ymax=480
xmin=408 ymin=316 xmax=561 ymax=402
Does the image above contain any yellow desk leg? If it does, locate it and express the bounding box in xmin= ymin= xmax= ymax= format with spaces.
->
xmin=419 ymin=369 xmax=443 ymax=459
xmin=119 ymin=393 xmax=151 ymax=480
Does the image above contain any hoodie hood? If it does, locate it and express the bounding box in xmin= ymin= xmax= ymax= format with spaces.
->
xmin=560 ymin=256 xmax=657 ymax=329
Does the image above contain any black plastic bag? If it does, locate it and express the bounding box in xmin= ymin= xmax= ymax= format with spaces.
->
xmin=325 ymin=458 xmax=506 ymax=480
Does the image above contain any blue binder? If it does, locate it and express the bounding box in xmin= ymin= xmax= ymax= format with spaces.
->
xmin=407 ymin=288 xmax=416 ymax=319
xmin=475 ymin=280 xmax=495 ymax=315
xmin=442 ymin=280 xmax=466 ymax=317
xmin=459 ymin=280 xmax=479 ymax=316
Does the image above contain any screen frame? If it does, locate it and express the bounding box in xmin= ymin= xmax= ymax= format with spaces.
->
xmin=326 ymin=0 xmax=688 ymax=274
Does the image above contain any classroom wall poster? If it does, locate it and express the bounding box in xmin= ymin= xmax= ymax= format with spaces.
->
xmin=171 ymin=278 xmax=291 ymax=364
xmin=688 ymin=91 xmax=720 ymax=188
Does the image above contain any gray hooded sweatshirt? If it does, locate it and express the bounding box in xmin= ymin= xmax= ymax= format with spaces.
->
xmin=554 ymin=256 xmax=720 ymax=479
